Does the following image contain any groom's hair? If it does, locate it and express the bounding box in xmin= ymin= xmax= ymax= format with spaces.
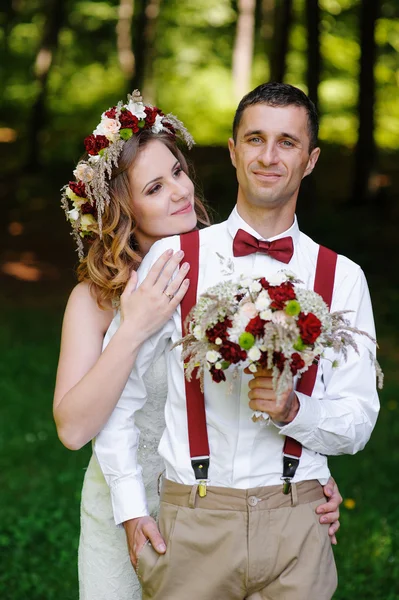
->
xmin=232 ymin=82 xmax=319 ymax=153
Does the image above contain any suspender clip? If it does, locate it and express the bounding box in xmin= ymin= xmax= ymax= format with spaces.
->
xmin=191 ymin=457 xmax=210 ymax=481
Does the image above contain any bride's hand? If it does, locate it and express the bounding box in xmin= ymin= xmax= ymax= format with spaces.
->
xmin=120 ymin=249 xmax=190 ymax=343
xmin=123 ymin=516 xmax=166 ymax=569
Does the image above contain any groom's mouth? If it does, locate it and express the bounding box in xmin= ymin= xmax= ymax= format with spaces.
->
xmin=252 ymin=171 xmax=282 ymax=182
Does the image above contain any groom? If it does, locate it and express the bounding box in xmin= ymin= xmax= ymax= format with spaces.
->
xmin=95 ymin=83 xmax=379 ymax=599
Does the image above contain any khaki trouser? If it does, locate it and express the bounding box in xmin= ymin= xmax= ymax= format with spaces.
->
xmin=137 ymin=479 xmax=337 ymax=600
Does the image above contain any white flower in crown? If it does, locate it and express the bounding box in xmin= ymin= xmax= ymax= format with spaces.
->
xmin=126 ymin=99 xmax=147 ymax=120
xmin=152 ymin=114 xmax=165 ymax=134
xmin=88 ymin=154 xmax=101 ymax=164
xmin=267 ymin=272 xmax=287 ymax=286
xmin=80 ymin=213 xmax=97 ymax=232
xmin=94 ymin=117 xmax=121 ymax=140
xmin=73 ymin=163 xmax=94 ymax=183
xmin=255 ymin=290 xmax=270 ymax=311
xmin=67 ymin=208 xmax=79 ymax=221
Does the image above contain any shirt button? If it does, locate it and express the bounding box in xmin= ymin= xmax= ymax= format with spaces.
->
xmin=248 ymin=496 xmax=258 ymax=507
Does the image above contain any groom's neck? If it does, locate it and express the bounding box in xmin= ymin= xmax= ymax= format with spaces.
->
xmin=236 ymin=198 xmax=296 ymax=239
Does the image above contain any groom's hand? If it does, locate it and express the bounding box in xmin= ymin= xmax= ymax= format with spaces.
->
xmin=123 ymin=516 xmax=166 ymax=569
xmin=245 ymin=367 xmax=299 ymax=423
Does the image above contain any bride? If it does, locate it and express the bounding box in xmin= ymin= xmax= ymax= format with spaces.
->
xmin=53 ymin=91 xmax=342 ymax=600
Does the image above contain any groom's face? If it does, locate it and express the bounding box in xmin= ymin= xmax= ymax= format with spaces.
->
xmin=228 ymin=103 xmax=320 ymax=212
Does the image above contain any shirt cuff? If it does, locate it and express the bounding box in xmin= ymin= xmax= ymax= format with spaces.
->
xmin=109 ymin=476 xmax=149 ymax=526
xmin=274 ymin=392 xmax=322 ymax=444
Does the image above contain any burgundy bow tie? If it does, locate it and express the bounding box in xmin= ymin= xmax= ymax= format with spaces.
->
xmin=233 ymin=229 xmax=294 ymax=264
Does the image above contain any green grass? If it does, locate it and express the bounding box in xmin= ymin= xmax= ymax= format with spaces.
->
xmin=0 ymin=302 xmax=398 ymax=599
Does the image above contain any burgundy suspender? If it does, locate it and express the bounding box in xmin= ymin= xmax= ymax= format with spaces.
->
xmin=180 ymin=230 xmax=210 ymax=481
xmin=180 ymin=232 xmax=338 ymax=486
xmin=282 ymin=246 xmax=337 ymax=489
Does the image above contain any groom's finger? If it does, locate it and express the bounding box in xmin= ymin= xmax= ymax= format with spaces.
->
xmin=142 ymin=521 xmax=166 ymax=554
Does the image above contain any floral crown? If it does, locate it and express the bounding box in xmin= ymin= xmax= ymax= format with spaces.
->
xmin=61 ymin=90 xmax=195 ymax=259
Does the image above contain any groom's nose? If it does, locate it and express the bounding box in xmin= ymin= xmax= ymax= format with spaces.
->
xmin=257 ymin=141 xmax=280 ymax=166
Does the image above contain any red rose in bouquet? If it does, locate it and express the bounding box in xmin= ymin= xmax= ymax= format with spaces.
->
xmin=206 ymin=318 xmax=232 ymax=343
xmin=268 ymin=281 xmax=296 ymax=310
xmin=246 ymin=316 xmax=267 ymax=337
xmin=219 ymin=341 xmax=247 ymax=364
xmin=298 ymin=312 xmax=322 ymax=344
xmin=210 ymin=366 xmax=226 ymax=383
xmin=290 ymin=352 xmax=306 ymax=375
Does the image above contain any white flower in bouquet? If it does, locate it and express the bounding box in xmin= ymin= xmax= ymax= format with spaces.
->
xmin=175 ymin=272 xmax=383 ymax=419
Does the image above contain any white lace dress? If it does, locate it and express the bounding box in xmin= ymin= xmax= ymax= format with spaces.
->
xmin=78 ymin=355 xmax=167 ymax=600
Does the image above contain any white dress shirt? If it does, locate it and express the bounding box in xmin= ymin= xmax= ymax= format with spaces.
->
xmin=94 ymin=207 xmax=380 ymax=525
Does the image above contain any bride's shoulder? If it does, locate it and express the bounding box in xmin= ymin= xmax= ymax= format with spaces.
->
xmin=65 ymin=282 xmax=113 ymax=335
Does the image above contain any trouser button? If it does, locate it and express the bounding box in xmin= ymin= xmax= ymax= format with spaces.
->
xmin=247 ymin=495 xmax=258 ymax=507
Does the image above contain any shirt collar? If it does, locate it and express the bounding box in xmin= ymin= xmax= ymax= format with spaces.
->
xmin=226 ymin=205 xmax=300 ymax=245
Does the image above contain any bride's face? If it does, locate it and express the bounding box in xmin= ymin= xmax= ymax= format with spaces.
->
xmin=128 ymin=139 xmax=197 ymax=253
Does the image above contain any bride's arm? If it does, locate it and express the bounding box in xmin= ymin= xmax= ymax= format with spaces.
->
xmin=53 ymin=249 xmax=189 ymax=450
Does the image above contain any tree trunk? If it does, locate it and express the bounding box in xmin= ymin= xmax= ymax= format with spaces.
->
xmin=26 ymin=0 xmax=65 ymax=169
xmin=305 ymin=0 xmax=320 ymax=112
xmin=232 ymin=0 xmax=256 ymax=101
xmin=352 ymin=0 xmax=380 ymax=205
xmin=269 ymin=0 xmax=293 ymax=82
xmin=259 ymin=0 xmax=275 ymax=45
xmin=129 ymin=0 xmax=161 ymax=102
xmin=116 ymin=0 xmax=135 ymax=81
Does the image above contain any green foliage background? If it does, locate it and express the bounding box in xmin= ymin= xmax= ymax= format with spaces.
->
xmin=1 ymin=0 xmax=399 ymax=598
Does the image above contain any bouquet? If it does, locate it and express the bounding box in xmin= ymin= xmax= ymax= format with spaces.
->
xmin=176 ymin=272 xmax=383 ymax=417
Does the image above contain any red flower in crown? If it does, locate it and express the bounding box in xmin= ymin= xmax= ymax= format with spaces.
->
xmin=162 ymin=121 xmax=176 ymax=138
xmin=119 ymin=110 xmax=139 ymax=132
xmin=219 ymin=341 xmax=247 ymax=364
xmin=206 ymin=318 xmax=232 ymax=343
xmin=297 ymin=312 xmax=322 ymax=345
xmin=84 ymin=134 xmax=110 ymax=155
xmin=144 ymin=106 xmax=163 ymax=127
xmin=290 ymin=352 xmax=305 ymax=375
xmin=268 ymin=281 xmax=296 ymax=310
xmin=104 ymin=106 xmax=117 ymax=119
xmin=69 ymin=181 xmax=87 ymax=198
xmin=245 ymin=315 xmax=267 ymax=337
xmin=80 ymin=201 xmax=97 ymax=216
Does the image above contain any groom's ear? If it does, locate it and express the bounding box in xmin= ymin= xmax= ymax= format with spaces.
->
xmin=228 ymin=138 xmax=237 ymax=169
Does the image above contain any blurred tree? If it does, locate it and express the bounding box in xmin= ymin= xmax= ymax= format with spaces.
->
xmin=116 ymin=0 xmax=135 ymax=82
xmin=129 ymin=0 xmax=161 ymax=101
xmin=305 ymin=0 xmax=321 ymax=112
xmin=26 ymin=0 xmax=66 ymax=169
xmin=270 ymin=0 xmax=293 ymax=82
xmin=352 ymin=0 xmax=380 ymax=205
xmin=232 ymin=0 xmax=256 ymax=100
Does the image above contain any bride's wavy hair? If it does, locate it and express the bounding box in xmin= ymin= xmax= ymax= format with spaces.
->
xmin=77 ymin=130 xmax=210 ymax=308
